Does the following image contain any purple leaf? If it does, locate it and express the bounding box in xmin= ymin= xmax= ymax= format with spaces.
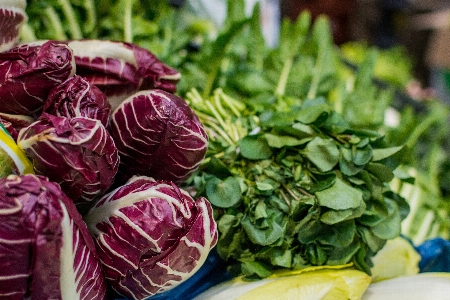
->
xmin=67 ymin=40 xmax=181 ymax=110
xmin=0 ymin=0 xmax=27 ymax=52
xmin=0 ymin=113 xmax=34 ymax=141
xmin=17 ymin=113 xmax=119 ymax=204
xmin=84 ymin=176 xmax=218 ymax=299
xmin=0 ymin=40 xmax=76 ymax=116
xmin=109 ymin=89 xmax=208 ymax=184
xmin=43 ymin=75 xmax=111 ymax=126
xmin=0 ymin=174 xmax=107 ymax=299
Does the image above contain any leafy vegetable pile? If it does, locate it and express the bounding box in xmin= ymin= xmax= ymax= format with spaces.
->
xmin=5 ymin=0 xmax=450 ymax=298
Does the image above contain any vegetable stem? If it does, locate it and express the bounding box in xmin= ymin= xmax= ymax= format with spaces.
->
xmin=405 ymin=109 xmax=446 ymax=149
xmin=124 ymin=0 xmax=134 ymax=42
xmin=58 ymin=0 xmax=82 ymax=39
xmin=83 ymin=0 xmax=97 ymax=37
xmin=44 ymin=7 xmax=68 ymax=40
xmin=19 ymin=23 xmax=37 ymax=42
xmin=275 ymin=57 xmax=293 ymax=96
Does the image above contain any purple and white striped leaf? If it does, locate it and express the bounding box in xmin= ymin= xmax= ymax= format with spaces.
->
xmin=17 ymin=113 xmax=119 ymax=204
xmin=67 ymin=40 xmax=181 ymax=110
xmin=109 ymin=89 xmax=208 ymax=184
xmin=0 ymin=40 xmax=76 ymax=116
xmin=0 ymin=0 xmax=27 ymax=52
xmin=43 ymin=75 xmax=111 ymax=126
xmin=84 ymin=176 xmax=218 ymax=300
xmin=0 ymin=174 xmax=107 ymax=299
xmin=0 ymin=112 xmax=34 ymax=141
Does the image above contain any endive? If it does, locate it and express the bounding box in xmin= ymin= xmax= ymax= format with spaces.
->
xmin=194 ymin=265 xmax=372 ymax=300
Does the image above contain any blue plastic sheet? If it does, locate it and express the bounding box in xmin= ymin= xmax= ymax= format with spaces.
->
xmin=416 ymin=238 xmax=450 ymax=273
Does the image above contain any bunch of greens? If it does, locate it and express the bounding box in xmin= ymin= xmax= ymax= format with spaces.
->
xmin=22 ymin=0 xmax=215 ymax=67
xmin=178 ymin=1 xmax=410 ymax=278
xmin=186 ymin=86 xmax=408 ymax=278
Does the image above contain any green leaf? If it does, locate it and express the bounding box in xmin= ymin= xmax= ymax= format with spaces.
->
xmin=239 ymin=134 xmax=273 ymax=160
xmin=241 ymin=213 xmax=285 ymax=246
xmin=206 ymin=156 xmax=233 ymax=178
xmin=340 ymin=157 xmax=363 ymax=176
xmin=319 ymin=220 xmax=356 ymax=248
xmin=366 ymin=163 xmax=394 ymax=182
xmin=291 ymin=123 xmax=315 ymax=137
xmin=357 ymin=226 xmax=386 ymax=253
xmin=322 ymin=111 xmax=350 ymax=133
xmin=303 ymin=137 xmax=340 ymax=172
xmin=315 ymin=178 xmax=363 ymax=210
xmin=241 ymin=260 xmax=273 ymax=278
xmin=371 ymin=198 xmax=402 ymax=239
xmin=218 ymin=214 xmax=240 ymax=236
xmin=264 ymin=133 xmax=308 ymax=148
xmin=327 ymin=239 xmax=360 ymax=265
xmin=296 ymin=101 xmax=330 ymax=124
xmin=371 ymin=145 xmax=404 ymax=161
xmin=206 ymin=176 xmax=242 ymax=208
xmin=353 ymin=145 xmax=373 ymax=165
xmin=320 ymin=202 xmax=366 ymax=225
xmin=256 ymin=180 xmax=274 ymax=192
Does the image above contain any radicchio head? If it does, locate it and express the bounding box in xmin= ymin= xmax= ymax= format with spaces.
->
xmin=84 ymin=176 xmax=218 ymax=300
xmin=0 ymin=0 xmax=27 ymax=52
xmin=109 ymin=89 xmax=208 ymax=184
xmin=0 ymin=174 xmax=107 ymax=299
xmin=0 ymin=40 xmax=76 ymax=116
xmin=43 ymin=75 xmax=111 ymax=126
xmin=67 ymin=40 xmax=181 ymax=110
xmin=17 ymin=113 xmax=119 ymax=204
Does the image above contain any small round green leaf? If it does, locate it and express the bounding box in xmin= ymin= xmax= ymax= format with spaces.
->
xmin=206 ymin=176 xmax=242 ymax=208
xmin=239 ymin=134 xmax=273 ymax=160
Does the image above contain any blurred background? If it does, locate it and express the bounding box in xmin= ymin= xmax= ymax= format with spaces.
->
xmin=188 ymin=0 xmax=450 ymax=104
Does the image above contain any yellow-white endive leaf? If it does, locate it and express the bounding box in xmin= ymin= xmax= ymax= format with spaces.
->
xmin=194 ymin=267 xmax=371 ymax=300
xmin=370 ymin=236 xmax=421 ymax=282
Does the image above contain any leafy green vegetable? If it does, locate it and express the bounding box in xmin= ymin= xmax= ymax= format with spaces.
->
xmin=176 ymin=1 xmax=411 ymax=279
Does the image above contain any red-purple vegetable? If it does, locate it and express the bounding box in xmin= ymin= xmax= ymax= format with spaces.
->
xmin=109 ymin=89 xmax=208 ymax=184
xmin=0 ymin=40 xmax=76 ymax=116
xmin=43 ymin=75 xmax=111 ymax=126
xmin=17 ymin=113 xmax=119 ymax=204
xmin=67 ymin=40 xmax=181 ymax=110
xmin=0 ymin=112 xmax=34 ymax=141
xmin=0 ymin=174 xmax=107 ymax=299
xmin=0 ymin=0 xmax=27 ymax=52
xmin=84 ymin=176 xmax=218 ymax=300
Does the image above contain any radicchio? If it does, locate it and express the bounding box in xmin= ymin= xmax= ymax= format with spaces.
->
xmin=84 ymin=176 xmax=218 ymax=300
xmin=0 ymin=40 xmax=76 ymax=116
xmin=43 ymin=75 xmax=111 ymax=126
xmin=0 ymin=112 xmax=34 ymax=141
xmin=0 ymin=174 xmax=107 ymax=299
xmin=17 ymin=113 xmax=119 ymax=204
xmin=0 ymin=0 xmax=27 ymax=52
xmin=67 ymin=40 xmax=181 ymax=110
xmin=109 ymin=89 xmax=208 ymax=184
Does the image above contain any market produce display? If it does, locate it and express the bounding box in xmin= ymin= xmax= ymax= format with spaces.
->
xmin=0 ymin=0 xmax=449 ymax=299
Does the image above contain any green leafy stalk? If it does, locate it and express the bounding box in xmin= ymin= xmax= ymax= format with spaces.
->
xmin=58 ymin=0 xmax=82 ymax=39
xmin=45 ymin=6 xmax=68 ymax=40
xmin=123 ymin=0 xmax=134 ymax=42
xmin=83 ymin=0 xmax=97 ymax=36
xmin=274 ymin=58 xmax=293 ymax=97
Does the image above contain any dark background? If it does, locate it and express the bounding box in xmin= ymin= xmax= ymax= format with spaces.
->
xmin=280 ymin=0 xmax=450 ymax=89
